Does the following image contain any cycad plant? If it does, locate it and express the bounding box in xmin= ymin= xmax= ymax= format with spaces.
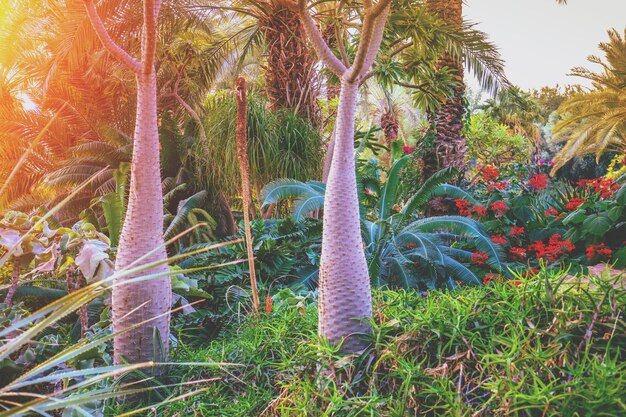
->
xmin=550 ymin=29 xmax=626 ymax=174
xmin=262 ymin=156 xmax=504 ymax=291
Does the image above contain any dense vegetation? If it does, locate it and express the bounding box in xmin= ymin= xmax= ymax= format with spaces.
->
xmin=0 ymin=0 xmax=624 ymax=415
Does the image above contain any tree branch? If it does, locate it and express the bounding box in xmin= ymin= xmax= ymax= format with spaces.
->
xmin=334 ymin=0 xmax=350 ymax=66
xmin=296 ymin=1 xmax=347 ymax=77
xmin=83 ymin=0 xmax=142 ymax=73
xmin=358 ymin=3 xmax=391 ymax=77
xmin=394 ymin=80 xmax=428 ymax=92
xmin=369 ymin=0 xmax=393 ymax=20
xmin=391 ymin=41 xmax=413 ymax=58
xmin=335 ymin=25 xmax=350 ymax=67
xmin=346 ymin=1 xmax=391 ymax=82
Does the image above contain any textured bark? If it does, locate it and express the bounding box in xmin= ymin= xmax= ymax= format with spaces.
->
xmin=423 ymin=0 xmax=467 ymax=178
xmin=3 ymin=259 xmax=20 ymax=305
xmin=322 ymin=128 xmax=336 ymax=183
xmin=235 ymin=76 xmax=260 ymax=313
xmin=84 ymin=0 xmax=171 ymax=365
xmin=297 ymin=0 xmax=392 ymax=352
xmin=380 ymin=106 xmax=399 ymax=168
xmin=319 ymin=80 xmax=372 ymax=351
xmin=321 ymin=24 xmax=340 ymax=182
xmin=259 ymin=0 xmax=320 ymax=125
xmin=113 ymin=71 xmax=171 ymax=365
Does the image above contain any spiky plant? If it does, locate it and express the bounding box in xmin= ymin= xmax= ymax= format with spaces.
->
xmin=550 ymin=29 xmax=626 ymax=174
xmin=262 ymin=157 xmax=505 ymax=290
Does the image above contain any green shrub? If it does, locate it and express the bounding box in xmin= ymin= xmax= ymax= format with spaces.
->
xmin=154 ymin=269 xmax=626 ymax=416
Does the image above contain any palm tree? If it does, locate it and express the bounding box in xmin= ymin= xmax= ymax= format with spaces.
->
xmin=292 ymin=0 xmax=392 ymax=352
xmin=82 ymin=0 xmax=171 ymax=365
xmin=352 ymin=0 xmax=508 ymax=180
xmin=199 ymin=0 xmax=320 ymax=124
xmin=550 ymin=29 xmax=626 ymax=174
xmin=423 ymin=0 xmax=466 ymax=176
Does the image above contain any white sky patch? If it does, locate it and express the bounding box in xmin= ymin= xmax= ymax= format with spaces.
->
xmin=464 ymin=0 xmax=626 ymax=93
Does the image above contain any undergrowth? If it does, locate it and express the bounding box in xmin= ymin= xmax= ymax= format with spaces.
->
xmin=113 ymin=269 xmax=626 ymax=416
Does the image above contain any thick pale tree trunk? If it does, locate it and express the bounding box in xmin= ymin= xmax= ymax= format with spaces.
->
xmin=319 ymin=80 xmax=372 ymax=351
xmin=295 ymin=0 xmax=392 ymax=352
xmin=113 ymin=72 xmax=170 ymax=364
xmin=83 ymin=0 xmax=170 ymax=365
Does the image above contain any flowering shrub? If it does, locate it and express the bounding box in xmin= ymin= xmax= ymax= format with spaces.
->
xmin=477 ymin=165 xmax=499 ymax=182
xmin=544 ymin=208 xmax=558 ymax=217
xmin=509 ymin=247 xmax=527 ymax=261
xmin=586 ymin=244 xmax=613 ymax=260
xmin=487 ymin=181 xmax=508 ymax=192
xmin=510 ymin=226 xmax=525 ymax=237
xmin=577 ymin=178 xmax=619 ymax=199
xmin=437 ymin=162 xmax=626 ymax=278
xmin=491 ymin=235 xmax=507 ymax=245
xmin=471 ymin=252 xmax=489 ymax=265
xmin=528 ymin=173 xmax=548 ymax=190
xmin=565 ymin=198 xmax=586 ymax=211
xmin=482 ymin=273 xmax=502 ymax=284
xmin=527 ymin=234 xmax=575 ymax=263
xmin=455 ymin=199 xmax=473 ymax=217
xmin=473 ymin=205 xmax=488 ymax=218
xmin=490 ymin=201 xmax=509 ymax=216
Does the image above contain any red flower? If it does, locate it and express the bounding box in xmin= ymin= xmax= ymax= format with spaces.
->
xmin=406 ymin=243 xmax=417 ymax=249
xmin=487 ymin=181 xmax=508 ymax=192
xmin=528 ymin=173 xmax=548 ymax=190
xmin=490 ymin=201 xmax=509 ymax=216
xmin=512 ymin=280 xmax=522 ymax=287
xmin=577 ymin=178 xmax=619 ymax=199
xmin=565 ymin=198 xmax=585 ymax=211
xmin=455 ymin=199 xmax=473 ymax=217
xmin=473 ymin=205 xmax=488 ymax=218
xmin=586 ymin=243 xmax=613 ymax=260
xmin=509 ymin=247 xmax=527 ymax=261
xmin=510 ymin=226 xmax=525 ymax=237
xmin=483 ymin=273 xmax=501 ymax=285
xmin=544 ymin=207 xmax=559 ymax=217
xmin=478 ymin=165 xmax=499 ymax=182
xmin=471 ymin=251 xmax=489 ymax=265
xmin=528 ymin=234 xmax=575 ymax=263
xmin=491 ymin=234 xmax=507 ymax=245
xmin=402 ymin=145 xmax=414 ymax=154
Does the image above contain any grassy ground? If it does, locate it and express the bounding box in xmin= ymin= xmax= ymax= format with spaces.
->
xmin=112 ymin=270 xmax=626 ymax=416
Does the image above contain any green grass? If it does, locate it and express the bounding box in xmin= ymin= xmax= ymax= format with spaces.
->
xmin=122 ymin=270 xmax=626 ymax=416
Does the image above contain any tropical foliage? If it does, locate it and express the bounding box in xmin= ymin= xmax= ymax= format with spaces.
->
xmin=1 ymin=0 xmax=625 ymax=415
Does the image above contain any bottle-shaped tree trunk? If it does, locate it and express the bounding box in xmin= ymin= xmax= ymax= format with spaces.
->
xmin=83 ymin=0 xmax=170 ymax=365
xmin=318 ymin=79 xmax=372 ymax=351
xmin=295 ymin=0 xmax=392 ymax=352
xmin=113 ymin=71 xmax=171 ymax=365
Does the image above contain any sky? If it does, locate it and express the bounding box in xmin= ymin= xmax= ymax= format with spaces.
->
xmin=464 ymin=0 xmax=626 ymax=92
